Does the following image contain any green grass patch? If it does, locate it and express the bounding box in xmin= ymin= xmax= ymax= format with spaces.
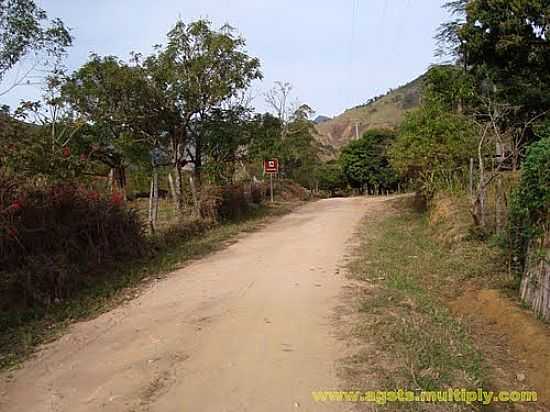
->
xmin=347 ymin=198 xmax=502 ymax=410
xmin=0 ymin=201 xmax=301 ymax=371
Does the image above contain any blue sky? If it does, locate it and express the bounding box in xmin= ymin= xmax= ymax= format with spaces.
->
xmin=1 ymin=0 xmax=450 ymax=117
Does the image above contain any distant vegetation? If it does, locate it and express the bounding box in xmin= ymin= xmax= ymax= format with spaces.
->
xmin=315 ymin=75 xmax=424 ymax=148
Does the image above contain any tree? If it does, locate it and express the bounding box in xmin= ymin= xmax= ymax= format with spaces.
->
xmin=202 ymin=105 xmax=253 ymax=185
xmin=0 ymin=0 xmax=72 ymax=95
xmin=151 ymin=19 xmax=262 ymax=188
xmin=423 ymin=65 xmax=475 ymax=113
xmin=390 ymin=100 xmax=478 ymax=198
xmin=265 ymin=81 xmax=293 ymax=140
xmin=249 ymin=113 xmax=283 ymax=162
xmin=9 ymin=68 xmax=88 ymax=182
xmin=63 ymin=55 xmax=155 ymax=197
xmin=316 ymin=161 xmax=346 ymax=196
xmin=281 ymin=104 xmax=320 ymax=188
xmin=341 ymin=129 xmax=400 ymax=194
xmin=438 ymin=0 xmax=550 ymax=168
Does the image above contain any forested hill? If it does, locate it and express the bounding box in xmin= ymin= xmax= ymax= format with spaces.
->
xmin=315 ymin=73 xmax=425 ymax=149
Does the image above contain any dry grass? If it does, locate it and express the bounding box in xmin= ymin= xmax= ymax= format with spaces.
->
xmin=315 ymin=75 xmax=423 ymax=150
xmin=343 ymin=197 xmax=505 ymax=411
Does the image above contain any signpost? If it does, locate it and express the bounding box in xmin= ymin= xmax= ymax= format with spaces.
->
xmin=263 ymin=159 xmax=279 ymax=203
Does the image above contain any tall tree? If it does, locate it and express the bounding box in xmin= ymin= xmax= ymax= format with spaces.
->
xmin=438 ymin=0 xmax=550 ymax=166
xmin=63 ymin=55 xmax=159 ymax=196
xmin=282 ymin=104 xmax=320 ymax=188
xmin=151 ymin=19 xmax=262 ymax=187
xmin=202 ymin=105 xmax=253 ymax=185
xmin=265 ymin=81 xmax=293 ymax=140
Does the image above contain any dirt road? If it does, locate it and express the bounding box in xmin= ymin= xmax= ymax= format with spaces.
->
xmin=1 ymin=197 xmax=378 ymax=412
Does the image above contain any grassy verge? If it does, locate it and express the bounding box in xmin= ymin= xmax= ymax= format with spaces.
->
xmin=0 ymin=201 xmax=303 ymax=371
xmin=346 ymin=197 xmax=502 ymax=411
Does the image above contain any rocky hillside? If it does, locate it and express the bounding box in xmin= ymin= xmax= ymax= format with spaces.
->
xmin=315 ymin=73 xmax=425 ymax=150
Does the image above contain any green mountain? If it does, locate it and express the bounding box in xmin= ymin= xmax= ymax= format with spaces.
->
xmin=315 ymin=73 xmax=425 ymax=150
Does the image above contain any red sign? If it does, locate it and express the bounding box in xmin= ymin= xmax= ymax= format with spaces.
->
xmin=263 ymin=159 xmax=279 ymax=173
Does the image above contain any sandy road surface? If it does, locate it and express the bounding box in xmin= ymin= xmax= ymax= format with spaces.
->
xmin=1 ymin=197 xmax=381 ymax=412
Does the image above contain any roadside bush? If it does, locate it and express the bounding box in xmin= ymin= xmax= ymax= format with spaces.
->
xmin=199 ymin=185 xmax=224 ymax=221
xmin=199 ymin=184 xmax=249 ymax=222
xmin=250 ymin=182 xmax=266 ymax=204
xmin=219 ymin=184 xmax=249 ymax=221
xmin=0 ymin=178 xmax=145 ymax=308
xmin=153 ymin=217 xmax=214 ymax=249
xmin=277 ymin=179 xmax=310 ymax=201
xmin=506 ymin=137 xmax=550 ymax=275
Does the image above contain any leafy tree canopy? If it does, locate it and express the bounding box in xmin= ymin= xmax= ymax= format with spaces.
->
xmin=340 ymin=129 xmax=399 ymax=191
xmin=389 ymin=102 xmax=477 ymax=194
xmin=440 ymin=0 xmax=550 ymax=112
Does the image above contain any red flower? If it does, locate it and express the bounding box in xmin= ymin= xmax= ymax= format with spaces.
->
xmin=87 ymin=191 xmax=100 ymax=201
xmin=111 ymin=191 xmax=124 ymax=206
xmin=10 ymin=201 xmax=22 ymax=211
xmin=63 ymin=147 xmax=71 ymax=158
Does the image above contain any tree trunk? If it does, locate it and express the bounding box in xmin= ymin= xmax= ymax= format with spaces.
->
xmin=167 ymin=172 xmax=177 ymax=200
xmin=472 ymin=141 xmax=487 ymax=228
xmin=189 ymin=176 xmax=200 ymax=217
xmin=168 ymin=173 xmax=179 ymax=215
xmin=148 ymin=178 xmax=155 ymax=234
xmin=111 ymin=166 xmax=127 ymax=201
xmin=194 ymin=139 xmax=202 ymax=188
xmin=173 ymin=165 xmax=184 ymax=212
xmin=495 ymin=175 xmax=505 ymax=235
xmin=153 ymin=169 xmax=159 ymax=227
xmin=469 ymin=158 xmax=474 ymax=197
xmin=108 ymin=169 xmax=114 ymax=193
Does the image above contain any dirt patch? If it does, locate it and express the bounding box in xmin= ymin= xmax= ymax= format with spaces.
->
xmin=451 ymin=288 xmax=550 ymax=410
xmin=428 ymin=193 xmax=471 ymax=246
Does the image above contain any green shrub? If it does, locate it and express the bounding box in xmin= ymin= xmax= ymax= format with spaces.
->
xmin=506 ymin=137 xmax=550 ymax=275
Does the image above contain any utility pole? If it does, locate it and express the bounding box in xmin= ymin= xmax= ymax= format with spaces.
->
xmin=354 ymin=122 xmax=359 ymax=140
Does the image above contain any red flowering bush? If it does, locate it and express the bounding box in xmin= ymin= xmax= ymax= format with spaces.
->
xmin=0 ymin=176 xmax=145 ymax=307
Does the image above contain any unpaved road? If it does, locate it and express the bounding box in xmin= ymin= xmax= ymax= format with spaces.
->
xmin=1 ymin=197 xmax=380 ymax=412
